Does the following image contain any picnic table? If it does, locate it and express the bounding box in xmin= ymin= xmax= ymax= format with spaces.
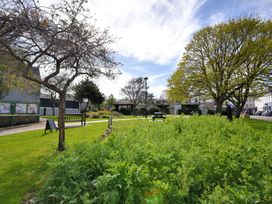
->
xmin=152 ymin=112 xmax=166 ymax=121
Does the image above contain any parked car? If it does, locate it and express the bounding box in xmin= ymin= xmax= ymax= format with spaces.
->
xmin=262 ymin=111 xmax=272 ymax=116
xmin=254 ymin=111 xmax=263 ymax=116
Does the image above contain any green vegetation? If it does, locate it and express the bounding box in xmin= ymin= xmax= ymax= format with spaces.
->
xmin=243 ymin=118 xmax=272 ymax=131
xmin=167 ymin=17 xmax=272 ymax=116
xmin=37 ymin=116 xmax=272 ymax=203
xmin=41 ymin=114 xmax=139 ymax=122
xmin=41 ymin=115 xmax=108 ymax=122
xmin=0 ymin=123 xmax=107 ymax=204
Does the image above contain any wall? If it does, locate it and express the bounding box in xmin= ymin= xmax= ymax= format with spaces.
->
xmin=40 ymin=107 xmax=80 ymax=116
xmin=0 ymin=115 xmax=39 ymax=128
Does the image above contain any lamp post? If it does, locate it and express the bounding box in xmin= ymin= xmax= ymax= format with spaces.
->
xmin=144 ymin=77 xmax=148 ymax=119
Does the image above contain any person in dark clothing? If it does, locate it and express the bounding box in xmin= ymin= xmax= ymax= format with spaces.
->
xmin=226 ymin=102 xmax=233 ymax=121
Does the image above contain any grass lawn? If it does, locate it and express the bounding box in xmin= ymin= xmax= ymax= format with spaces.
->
xmin=242 ymin=117 xmax=272 ymax=131
xmin=41 ymin=115 xmax=140 ymax=122
xmin=0 ymin=123 xmax=107 ymax=204
xmin=36 ymin=116 xmax=272 ymax=203
xmin=0 ymin=116 xmax=270 ymax=203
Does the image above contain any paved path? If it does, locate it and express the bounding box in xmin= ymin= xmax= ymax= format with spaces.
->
xmin=250 ymin=115 xmax=272 ymax=122
xmin=0 ymin=118 xmax=144 ymax=136
xmin=0 ymin=115 xmax=182 ymax=136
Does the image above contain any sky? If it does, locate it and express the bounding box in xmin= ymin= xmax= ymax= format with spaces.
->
xmin=41 ymin=0 xmax=272 ymax=99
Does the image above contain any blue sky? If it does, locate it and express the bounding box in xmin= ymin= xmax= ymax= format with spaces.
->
xmin=42 ymin=0 xmax=272 ymax=98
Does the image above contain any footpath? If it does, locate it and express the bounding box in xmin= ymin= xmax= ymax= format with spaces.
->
xmin=250 ymin=115 xmax=272 ymax=122
xmin=0 ymin=118 xmax=139 ymax=136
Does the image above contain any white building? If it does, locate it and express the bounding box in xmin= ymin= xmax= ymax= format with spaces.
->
xmin=40 ymin=94 xmax=80 ymax=116
xmin=255 ymin=93 xmax=272 ymax=111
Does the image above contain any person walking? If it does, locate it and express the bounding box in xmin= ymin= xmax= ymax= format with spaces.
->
xmin=226 ymin=102 xmax=233 ymax=121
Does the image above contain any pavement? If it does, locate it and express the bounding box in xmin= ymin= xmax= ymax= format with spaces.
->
xmin=250 ymin=115 xmax=272 ymax=122
xmin=0 ymin=118 xmax=142 ymax=136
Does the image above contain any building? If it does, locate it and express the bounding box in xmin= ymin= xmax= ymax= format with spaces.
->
xmin=243 ymin=96 xmax=256 ymax=114
xmin=0 ymin=68 xmax=40 ymax=127
xmin=255 ymin=93 xmax=272 ymax=112
xmin=40 ymin=94 xmax=80 ymax=116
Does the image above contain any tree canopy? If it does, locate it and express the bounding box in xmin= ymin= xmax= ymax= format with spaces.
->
xmin=167 ymin=17 xmax=272 ymax=115
xmin=73 ymin=79 xmax=105 ymax=111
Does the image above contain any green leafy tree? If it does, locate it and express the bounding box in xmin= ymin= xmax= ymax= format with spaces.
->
xmin=105 ymin=94 xmax=116 ymax=109
xmin=168 ymin=17 xmax=272 ymax=113
xmin=74 ymin=79 xmax=105 ymax=111
xmin=167 ymin=62 xmax=190 ymax=103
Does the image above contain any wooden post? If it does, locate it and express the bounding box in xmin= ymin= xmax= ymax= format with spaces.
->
xmin=108 ymin=115 xmax=112 ymax=129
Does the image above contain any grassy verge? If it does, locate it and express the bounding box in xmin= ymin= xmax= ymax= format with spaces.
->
xmin=242 ymin=117 xmax=272 ymax=131
xmin=0 ymin=123 xmax=107 ymax=204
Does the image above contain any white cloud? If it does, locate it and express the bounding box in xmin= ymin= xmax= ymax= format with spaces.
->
xmin=37 ymin=0 xmax=207 ymax=98
xmin=87 ymin=0 xmax=206 ymax=65
xmin=149 ymin=85 xmax=166 ymax=98
xmin=209 ymin=12 xmax=226 ymax=25
xmin=95 ymin=71 xmax=167 ymax=99
xmin=95 ymin=71 xmax=132 ymax=99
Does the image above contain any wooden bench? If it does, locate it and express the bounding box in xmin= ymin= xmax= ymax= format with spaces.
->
xmin=152 ymin=112 xmax=166 ymax=121
xmin=61 ymin=113 xmax=86 ymax=125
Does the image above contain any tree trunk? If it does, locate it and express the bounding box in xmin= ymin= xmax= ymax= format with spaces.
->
xmin=50 ymin=93 xmax=56 ymax=116
xmin=235 ymin=106 xmax=243 ymax=118
xmin=58 ymin=93 xmax=66 ymax=151
xmin=215 ymin=99 xmax=224 ymax=113
xmin=84 ymin=99 xmax=90 ymax=112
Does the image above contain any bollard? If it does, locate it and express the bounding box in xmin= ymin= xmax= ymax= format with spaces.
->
xmin=108 ymin=116 xmax=112 ymax=129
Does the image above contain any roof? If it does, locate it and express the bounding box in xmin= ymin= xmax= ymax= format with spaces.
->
xmin=40 ymin=98 xmax=79 ymax=109
xmin=0 ymin=67 xmax=41 ymax=103
xmin=114 ymin=99 xmax=134 ymax=105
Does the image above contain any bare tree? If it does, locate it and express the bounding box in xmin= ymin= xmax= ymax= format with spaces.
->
xmin=121 ymin=77 xmax=146 ymax=108
xmin=0 ymin=0 xmax=119 ymax=151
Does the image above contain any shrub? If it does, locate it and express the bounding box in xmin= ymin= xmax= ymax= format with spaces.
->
xmin=112 ymin=111 xmax=123 ymax=117
xmin=177 ymin=109 xmax=183 ymax=115
xmin=119 ymin=108 xmax=131 ymax=115
xmin=87 ymin=110 xmax=112 ymax=118
xmin=207 ymin=109 xmax=215 ymax=115
xmin=37 ymin=116 xmax=272 ymax=203
xmin=148 ymin=108 xmax=160 ymax=115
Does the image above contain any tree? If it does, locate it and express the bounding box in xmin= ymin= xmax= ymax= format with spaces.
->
xmin=0 ymin=0 xmax=119 ymax=151
xmin=73 ymin=79 xmax=105 ymax=111
xmin=41 ymin=86 xmax=58 ymax=116
xmin=121 ymin=77 xmax=146 ymax=108
xmin=167 ymin=63 xmax=190 ymax=103
xmin=0 ymin=52 xmax=35 ymax=99
xmin=168 ymin=17 xmax=272 ymax=113
xmin=105 ymin=94 xmax=116 ymax=110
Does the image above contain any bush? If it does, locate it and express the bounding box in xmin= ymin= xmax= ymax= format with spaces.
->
xmin=148 ymin=108 xmax=160 ymax=115
xmin=207 ymin=109 xmax=216 ymax=115
xmin=86 ymin=110 xmax=112 ymax=118
xmin=177 ymin=109 xmax=183 ymax=115
xmin=37 ymin=116 xmax=272 ymax=203
xmin=119 ymin=108 xmax=131 ymax=115
xmin=112 ymin=111 xmax=123 ymax=117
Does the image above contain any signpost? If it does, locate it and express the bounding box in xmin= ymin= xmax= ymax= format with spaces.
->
xmin=44 ymin=119 xmax=57 ymax=134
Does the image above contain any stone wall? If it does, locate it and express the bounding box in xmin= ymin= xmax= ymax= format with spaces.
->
xmin=0 ymin=115 xmax=39 ymax=128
